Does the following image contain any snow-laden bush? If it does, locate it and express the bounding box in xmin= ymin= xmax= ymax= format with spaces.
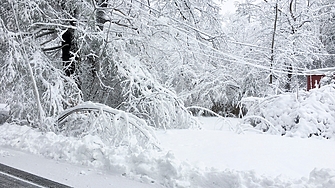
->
xmin=241 ymin=84 xmax=335 ymax=138
xmin=55 ymin=102 xmax=159 ymax=149
xmin=320 ymin=71 xmax=335 ymax=86
xmin=178 ymin=69 xmax=243 ymax=117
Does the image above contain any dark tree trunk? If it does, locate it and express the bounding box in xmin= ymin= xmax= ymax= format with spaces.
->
xmin=270 ymin=2 xmax=278 ymax=84
xmin=96 ymin=0 xmax=109 ymax=30
xmin=62 ymin=28 xmax=75 ymax=77
xmin=285 ymin=64 xmax=293 ymax=91
xmin=61 ymin=0 xmax=77 ymax=77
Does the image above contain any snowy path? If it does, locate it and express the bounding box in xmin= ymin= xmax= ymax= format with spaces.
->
xmin=156 ymin=117 xmax=335 ymax=179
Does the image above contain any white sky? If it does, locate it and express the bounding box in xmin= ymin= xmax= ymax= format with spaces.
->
xmin=214 ymin=0 xmax=244 ymax=14
xmin=218 ymin=0 xmax=262 ymax=14
xmin=218 ymin=0 xmax=241 ymax=14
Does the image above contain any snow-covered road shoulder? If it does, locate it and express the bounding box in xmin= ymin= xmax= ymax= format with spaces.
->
xmin=0 ymin=119 xmax=334 ymax=187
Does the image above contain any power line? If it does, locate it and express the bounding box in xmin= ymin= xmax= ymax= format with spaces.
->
xmin=131 ymin=0 xmax=335 ymax=57
xmin=112 ymin=0 xmax=329 ymax=76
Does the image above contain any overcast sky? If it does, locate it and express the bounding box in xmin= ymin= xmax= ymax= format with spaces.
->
xmin=219 ymin=0 xmax=240 ymax=14
xmin=219 ymin=0 xmax=262 ymax=14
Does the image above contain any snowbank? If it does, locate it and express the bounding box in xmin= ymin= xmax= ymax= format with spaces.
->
xmin=0 ymin=123 xmax=334 ymax=187
xmin=242 ymin=84 xmax=335 ymax=138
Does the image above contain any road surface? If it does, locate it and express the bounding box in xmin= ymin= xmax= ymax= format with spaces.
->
xmin=0 ymin=163 xmax=71 ymax=188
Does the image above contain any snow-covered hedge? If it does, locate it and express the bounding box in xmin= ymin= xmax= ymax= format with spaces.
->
xmin=242 ymin=84 xmax=335 ymax=138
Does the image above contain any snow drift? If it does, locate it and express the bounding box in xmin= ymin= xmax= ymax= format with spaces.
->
xmin=0 ymin=123 xmax=334 ymax=188
xmin=242 ymin=84 xmax=335 ymax=138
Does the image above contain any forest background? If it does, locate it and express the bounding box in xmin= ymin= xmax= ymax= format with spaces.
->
xmin=1 ymin=0 xmax=335 ymax=135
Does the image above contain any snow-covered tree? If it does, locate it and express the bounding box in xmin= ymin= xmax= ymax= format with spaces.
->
xmin=0 ymin=0 xmax=81 ymax=126
xmin=1 ymin=0 xmax=227 ymax=128
xmin=227 ymin=0 xmax=329 ymax=94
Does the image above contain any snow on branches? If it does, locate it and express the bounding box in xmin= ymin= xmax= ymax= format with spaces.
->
xmin=56 ymin=101 xmax=159 ymax=149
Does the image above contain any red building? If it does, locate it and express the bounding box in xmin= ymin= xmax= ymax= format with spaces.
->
xmin=304 ymin=67 xmax=335 ymax=91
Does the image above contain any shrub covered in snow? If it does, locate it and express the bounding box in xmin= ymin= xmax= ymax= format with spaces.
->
xmin=241 ymin=84 xmax=335 ymax=138
xmin=320 ymin=71 xmax=335 ymax=86
xmin=55 ymin=102 xmax=159 ymax=149
xmin=0 ymin=104 xmax=9 ymax=125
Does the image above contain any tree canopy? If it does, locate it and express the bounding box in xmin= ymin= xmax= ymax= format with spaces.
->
xmin=1 ymin=0 xmax=334 ymax=129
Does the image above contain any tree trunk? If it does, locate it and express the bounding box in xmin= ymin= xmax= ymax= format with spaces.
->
xmin=285 ymin=64 xmax=293 ymax=91
xmin=62 ymin=28 xmax=75 ymax=77
xmin=61 ymin=1 xmax=77 ymax=77
xmin=11 ymin=2 xmax=45 ymax=124
xmin=96 ymin=0 xmax=109 ymax=30
xmin=270 ymin=1 xmax=278 ymax=84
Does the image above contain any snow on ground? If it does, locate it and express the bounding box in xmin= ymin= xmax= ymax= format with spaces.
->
xmin=0 ymin=116 xmax=334 ymax=187
xmin=157 ymin=117 xmax=335 ymax=179
xmin=0 ymin=146 xmax=161 ymax=188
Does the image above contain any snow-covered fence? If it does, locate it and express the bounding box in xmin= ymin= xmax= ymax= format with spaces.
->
xmin=56 ymin=102 xmax=159 ymax=149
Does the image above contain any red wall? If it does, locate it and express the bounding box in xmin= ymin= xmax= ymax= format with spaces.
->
xmin=307 ymin=75 xmax=324 ymax=91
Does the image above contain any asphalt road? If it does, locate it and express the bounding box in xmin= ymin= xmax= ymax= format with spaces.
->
xmin=0 ymin=163 xmax=72 ymax=188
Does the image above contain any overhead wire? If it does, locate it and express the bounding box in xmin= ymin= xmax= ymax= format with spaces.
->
xmin=132 ymin=0 xmax=335 ymax=57
xmin=143 ymin=38 xmax=307 ymax=74
xmin=117 ymin=0 xmax=327 ymax=75
xmin=146 ymin=16 xmax=302 ymax=73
